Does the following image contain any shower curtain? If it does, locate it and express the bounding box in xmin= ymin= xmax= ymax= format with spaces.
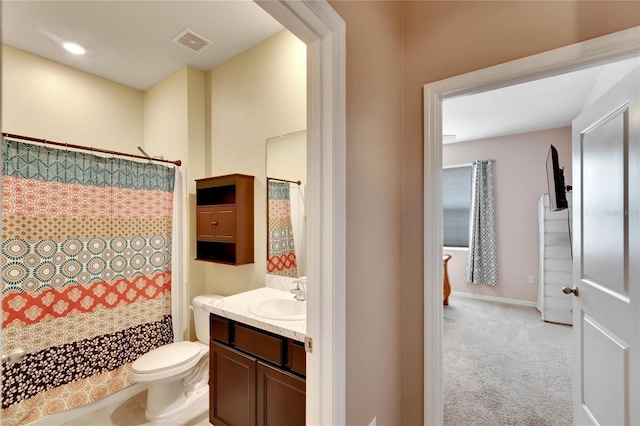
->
xmin=1 ymin=139 xmax=177 ymax=425
xmin=289 ymin=183 xmax=306 ymax=277
xmin=267 ymin=180 xmax=298 ymax=277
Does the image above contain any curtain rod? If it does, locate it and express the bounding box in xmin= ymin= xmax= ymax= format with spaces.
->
xmin=2 ymin=133 xmax=182 ymax=166
xmin=268 ymin=176 xmax=301 ymax=185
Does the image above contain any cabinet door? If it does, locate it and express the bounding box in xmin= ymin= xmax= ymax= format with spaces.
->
xmin=197 ymin=205 xmax=236 ymax=242
xmin=210 ymin=342 xmax=256 ymax=426
xmin=197 ymin=206 xmax=217 ymax=240
xmin=256 ymin=361 xmax=306 ymax=426
xmin=214 ymin=206 xmax=236 ymax=241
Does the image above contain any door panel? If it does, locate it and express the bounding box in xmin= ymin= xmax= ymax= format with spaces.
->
xmin=572 ymin=65 xmax=639 ymax=426
xmin=216 ymin=207 xmax=237 ymax=241
xmin=210 ymin=342 xmax=256 ymax=426
xmin=581 ymin=112 xmax=626 ymax=294
xmin=582 ymin=315 xmax=628 ymax=426
xmin=197 ymin=207 xmax=216 ymax=240
xmin=257 ymin=361 xmax=305 ymax=426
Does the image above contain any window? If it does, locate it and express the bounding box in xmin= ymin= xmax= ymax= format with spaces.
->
xmin=443 ymin=166 xmax=472 ymax=247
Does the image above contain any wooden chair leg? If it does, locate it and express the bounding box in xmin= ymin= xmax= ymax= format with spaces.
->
xmin=443 ymin=253 xmax=452 ymax=305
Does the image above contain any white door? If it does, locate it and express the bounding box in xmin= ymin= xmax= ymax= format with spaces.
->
xmin=571 ymin=65 xmax=639 ymax=425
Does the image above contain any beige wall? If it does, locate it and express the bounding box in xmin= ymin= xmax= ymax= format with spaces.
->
xmin=266 ymin=130 xmax=307 ymax=186
xmin=1 ymin=45 xmax=144 ymax=152
xmin=442 ymin=127 xmax=572 ymax=303
xmin=205 ymin=30 xmax=306 ymax=296
xmin=143 ymin=66 xmax=207 ymax=340
xmin=144 ymin=67 xmax=189 ymax=171
xmin=328 ymin=2 xmax=404 ymax=425
xmin=328 ymin=1 xmax=639 ymax=424
xmin=401 ymin=2 xmax=639 ymax=424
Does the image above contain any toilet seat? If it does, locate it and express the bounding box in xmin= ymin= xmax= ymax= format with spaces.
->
xmin=132 ymin=341 xmax=203 ymax=375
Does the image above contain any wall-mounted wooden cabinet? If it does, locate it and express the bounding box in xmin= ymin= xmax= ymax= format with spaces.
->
xmin=195 ymin=174 xmax=254 ymax=265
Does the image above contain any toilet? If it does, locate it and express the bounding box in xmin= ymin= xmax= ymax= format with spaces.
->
xmin=130 ymin=294 xmax=222 ymax=421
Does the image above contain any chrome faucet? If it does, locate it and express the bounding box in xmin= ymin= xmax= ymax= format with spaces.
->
xmin=290 ymin=279 xmax=307 ymax=301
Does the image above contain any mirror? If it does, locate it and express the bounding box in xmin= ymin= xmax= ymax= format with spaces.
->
xmin=266 ymin=130 xmax=307 ymax=278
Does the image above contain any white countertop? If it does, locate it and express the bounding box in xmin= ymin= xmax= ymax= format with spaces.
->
xmin=205 ymin=287 xmax=307 ymax=342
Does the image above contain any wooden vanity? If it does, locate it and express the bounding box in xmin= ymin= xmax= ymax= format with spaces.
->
xmin=209 ymin=314 xmax=306 ymax=426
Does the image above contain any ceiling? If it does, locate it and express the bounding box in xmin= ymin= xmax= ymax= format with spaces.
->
xmin=3 ymin=2 xmax=638 ymax=142
xmin=443 ymin=55 xmax=639 ymax=143
xmin=2 ymin=1 xmax=284 ymax=91
xmin=443 ymin=66 xmax=602 ymax=143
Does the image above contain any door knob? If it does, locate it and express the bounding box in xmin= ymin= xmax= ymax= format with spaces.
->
xmin=562 ymin=286 xmax=579 ymax=296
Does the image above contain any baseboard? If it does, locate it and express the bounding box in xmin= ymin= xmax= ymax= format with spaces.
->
xmin=450 ymin=291 xmax=537 ymax=308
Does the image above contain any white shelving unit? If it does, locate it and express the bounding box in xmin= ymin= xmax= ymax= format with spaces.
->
xmin=537 ymin=192 xmax=573 ymax=325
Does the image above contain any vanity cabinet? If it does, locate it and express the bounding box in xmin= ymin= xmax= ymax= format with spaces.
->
xmin=256 ymin=361 xmax=305 ymax=426
xmin=195 ymin=174 xmax=254 ymax=265
xmin=209 ymin=315 xmax=306 ymax=426
xmin=210 ymin=343 xmax=257 ymax=426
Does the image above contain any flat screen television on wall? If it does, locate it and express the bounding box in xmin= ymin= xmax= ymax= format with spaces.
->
xmin=546 ymin=144 xmax=568 ymax=212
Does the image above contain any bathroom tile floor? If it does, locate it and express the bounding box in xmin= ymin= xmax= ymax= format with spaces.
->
xmin=60 ymin=389 xmax=210 ymax=426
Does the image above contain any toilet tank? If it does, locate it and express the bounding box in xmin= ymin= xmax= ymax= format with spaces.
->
xmin=192 ymin=294 xmax=223 ymax=344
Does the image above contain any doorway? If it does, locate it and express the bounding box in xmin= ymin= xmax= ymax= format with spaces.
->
xmin=255 ymin=2 xmax=347 ymax=424
xmin=423 ymin=26 xmax=640 ymax=425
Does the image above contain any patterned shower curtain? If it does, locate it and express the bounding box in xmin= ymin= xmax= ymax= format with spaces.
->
xmin=1 ymin=139 xmax=175 ymax=425
xmin=267 ymin=180 xmax=298 ymax=277
xmin=465 ymin=159 xmax=498 ymax=286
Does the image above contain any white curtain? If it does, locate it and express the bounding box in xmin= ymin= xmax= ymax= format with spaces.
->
xmin=465 ymin=159 xmax=498 ymax=286
xmin=171 ymin=167 xmax=188 ymax=341
xmin=290 ymin=183 xmax=307 ymax=277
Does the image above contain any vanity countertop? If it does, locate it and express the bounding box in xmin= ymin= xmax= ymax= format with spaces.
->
xmin=204 ymin=287 xmax=306 ymax=342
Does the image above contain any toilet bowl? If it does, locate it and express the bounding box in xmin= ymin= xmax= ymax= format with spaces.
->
xmin=130 ymin=294 xmax=222 ymax=421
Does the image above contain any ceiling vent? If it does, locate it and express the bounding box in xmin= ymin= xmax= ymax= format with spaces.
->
xmin=172 ymin=29 xmax=213 ymax=53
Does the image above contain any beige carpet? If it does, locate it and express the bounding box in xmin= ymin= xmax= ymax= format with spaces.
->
xmin=443 ymin=295 xmax=573 ymax=425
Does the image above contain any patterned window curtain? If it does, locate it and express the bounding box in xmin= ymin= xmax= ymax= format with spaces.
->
xmin=267 ymin=180 xmax=298 ymax=278
xmin=465 ymin=159 xmax=498 ymax=286
xmin=1 ymin=139 xmax=175 ymax=425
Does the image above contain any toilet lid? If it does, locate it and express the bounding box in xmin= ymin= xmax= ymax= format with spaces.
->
xmin=132 ymin=342 xmax=202 ymax=374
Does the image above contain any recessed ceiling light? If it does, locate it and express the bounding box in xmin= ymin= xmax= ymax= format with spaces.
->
xmin=63 ymin=42 xmax=86 ymax=55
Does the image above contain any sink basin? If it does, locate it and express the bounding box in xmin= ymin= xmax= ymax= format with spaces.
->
xmin=248 ymin=297 xmax=306 ymax=321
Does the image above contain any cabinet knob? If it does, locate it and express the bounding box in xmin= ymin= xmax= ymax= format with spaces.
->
xmin=211 ymin=222 xmax=218 ymax=226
